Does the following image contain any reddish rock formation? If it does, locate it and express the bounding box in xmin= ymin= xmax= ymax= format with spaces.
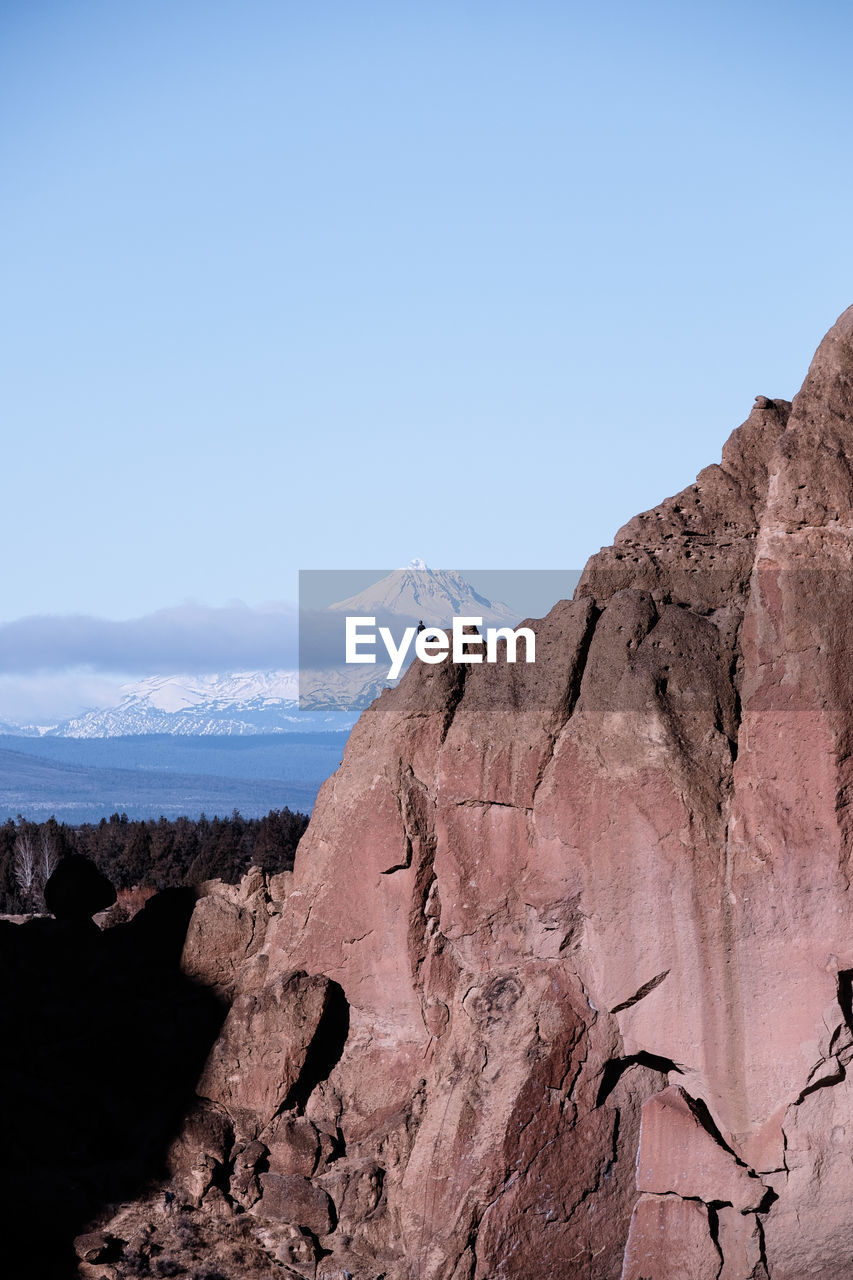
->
xmin=87 ymin=306 xmax=853 ymax=1278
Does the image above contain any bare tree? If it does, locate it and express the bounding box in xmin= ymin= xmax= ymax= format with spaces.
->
xmin=37 ymin=831 xmax=59 ymax=906
xmin=14 ymin=833 xmax=37 ymax=908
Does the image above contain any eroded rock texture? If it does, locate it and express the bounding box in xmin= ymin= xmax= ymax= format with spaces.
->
xmin=88 ymin=306 xmax=853 ymax=1277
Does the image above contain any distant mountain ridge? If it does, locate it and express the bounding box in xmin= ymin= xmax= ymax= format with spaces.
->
xmin=50 ymin=671 xmax=309 ymax=739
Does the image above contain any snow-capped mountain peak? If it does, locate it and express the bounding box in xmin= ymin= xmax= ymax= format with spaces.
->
xmin=328 ymin=565 xmax=519 ymax=626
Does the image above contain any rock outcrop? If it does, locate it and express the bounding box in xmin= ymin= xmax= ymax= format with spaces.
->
xmin=88 ymin=306 xmax=853 ymax=1277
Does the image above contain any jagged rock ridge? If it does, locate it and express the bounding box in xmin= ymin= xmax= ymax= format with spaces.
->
xmin=83 ymin=307 xmax=853 ymax=1278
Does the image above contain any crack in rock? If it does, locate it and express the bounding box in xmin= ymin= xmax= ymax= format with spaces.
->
xmin=610 ymin=970 xmax=671 ymax=1014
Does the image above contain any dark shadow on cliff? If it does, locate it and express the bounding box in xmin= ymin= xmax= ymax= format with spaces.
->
xmin=595 ymin=1051 xmax=683 ymax=1106
xmin=0 ymin=857 xmax=226 ymax=1278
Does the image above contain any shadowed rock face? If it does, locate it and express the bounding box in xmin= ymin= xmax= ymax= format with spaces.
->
xmin=0 ymin=871 xmax=226 ymax=1279
xmin=76 ymin=306 xmax=853 ymax=1278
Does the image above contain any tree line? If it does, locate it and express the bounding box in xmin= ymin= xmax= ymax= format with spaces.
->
xmin=0 ymin=807 xmax=309 ymax=915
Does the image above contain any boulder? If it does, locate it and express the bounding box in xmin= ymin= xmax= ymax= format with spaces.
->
xmin=254 ymin=1171 xmax=336 ymax=1236
xmin=197 ymin=970 xmax=336 ymax=1128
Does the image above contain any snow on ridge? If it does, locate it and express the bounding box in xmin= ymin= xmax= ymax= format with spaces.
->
xmin=118 ymin=670 xmax=299 ymax=708
xmin=327 ymin=564 xmax=519 ymax=625
xmin=51 ymin=670 xmax=307 ymax=737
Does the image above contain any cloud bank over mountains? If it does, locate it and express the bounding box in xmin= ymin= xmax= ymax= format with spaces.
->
xmin=0 ymin=602 xmax=298 ymax=676
xmin=0 ymin=569 xmax=567 ymax=724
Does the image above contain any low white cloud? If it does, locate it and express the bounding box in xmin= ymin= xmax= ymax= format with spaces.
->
xmin=0 ymin=601 xmax=298 ymax=676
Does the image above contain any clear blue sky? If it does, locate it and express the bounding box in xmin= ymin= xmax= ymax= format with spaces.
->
xmin=1 ymin=0 xmax=852 ymax=637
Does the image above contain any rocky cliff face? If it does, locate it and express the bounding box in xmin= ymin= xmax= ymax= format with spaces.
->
xmin=86 ymin=306 xmax=853 ymax=1278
